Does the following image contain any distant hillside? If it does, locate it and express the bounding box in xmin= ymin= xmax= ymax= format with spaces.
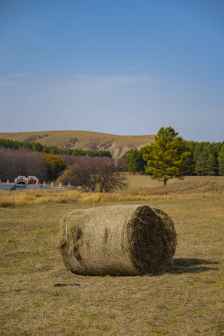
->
xmin=0 ymin=130 xmax=154 ymax=159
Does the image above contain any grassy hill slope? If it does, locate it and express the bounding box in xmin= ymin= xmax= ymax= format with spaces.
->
xmin=0 ymin=130 xmax=154 ymax=158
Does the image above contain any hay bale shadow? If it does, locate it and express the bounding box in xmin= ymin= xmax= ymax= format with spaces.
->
xmin=54 ymin=282 xmax=80 ymax=287
xmin=169 ymin=258 xmax=219 ymax=274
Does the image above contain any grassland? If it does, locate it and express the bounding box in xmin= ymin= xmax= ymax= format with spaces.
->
xmin=1 ymin=176 xmax=224 ymax=208
xmin=0 ymin=176 xmax=224 ymax=335
xmin=0 ymin=130 xmax=154 ymax=158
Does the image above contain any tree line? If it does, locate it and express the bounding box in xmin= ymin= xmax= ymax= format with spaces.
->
xmin=126 ymin=129 xmax=224 ymax=178
xmin=0 ymin=138 xmax=112 ymax=158
xmin=0 ymin=149 xmax=125 ymax=192
xmin=0 ymin=149 xmax=64 ymax=181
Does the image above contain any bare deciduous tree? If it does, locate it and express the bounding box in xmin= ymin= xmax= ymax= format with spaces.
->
xmin=58 ymin=157 xmax=127 ymax=192
xmin=0 ymin=149 xmax=47 ymax=181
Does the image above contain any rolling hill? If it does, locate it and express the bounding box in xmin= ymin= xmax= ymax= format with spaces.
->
xmin=0 ymin=130 xmax=154 ymax=159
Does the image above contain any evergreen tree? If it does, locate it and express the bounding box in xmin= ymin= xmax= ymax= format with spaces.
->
xmin=182 ymin=141 xmax=195 ymax=176
xmin=218 ymin=144 xmax=224 ymax=176
xmin=142 ymin=127 xmax=190 ymax=186
xmin=127 ymin=149 xmax=145 ymax=173
xmin=0 ymin=138 xmax=112 ymax=158
xmin=194 ymin=143 xmax=217 ymax=176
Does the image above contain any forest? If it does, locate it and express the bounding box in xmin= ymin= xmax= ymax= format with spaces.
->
xmin=126 ymin=140 xmax=224 ymax=176
xmin=0 ymin=138 xmax=112 ymax=158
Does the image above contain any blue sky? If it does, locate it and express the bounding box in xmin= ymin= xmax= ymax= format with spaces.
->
xmin=0 ymin=0 xmax=224 ymax=140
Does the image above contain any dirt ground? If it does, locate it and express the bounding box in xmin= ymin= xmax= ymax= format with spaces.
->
xmin=0 ymin=192 xmax=224 ymax=335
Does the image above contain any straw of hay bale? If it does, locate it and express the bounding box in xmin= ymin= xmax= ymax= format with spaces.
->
xmin=59 ymin=204 xmax=177 ymax=275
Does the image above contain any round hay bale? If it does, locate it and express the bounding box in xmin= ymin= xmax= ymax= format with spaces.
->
xmin=59 ymin=204 xmax=177 ymax=275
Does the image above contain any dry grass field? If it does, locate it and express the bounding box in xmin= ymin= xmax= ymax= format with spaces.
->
xmin=0 ymin=176 xmax=224 ymax=335
xmin=1 ymin=176 xmax=224 ymax=208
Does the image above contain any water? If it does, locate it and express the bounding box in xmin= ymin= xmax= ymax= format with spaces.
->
xmin=0 ymin=184 xmax=49 ymax=190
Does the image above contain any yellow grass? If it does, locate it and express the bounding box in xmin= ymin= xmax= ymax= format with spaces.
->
xmin=0 ymin=182 xmax=224 ymax=335
xmin=0 ymin=130 xmax=153 ymax=145
xmin=0 ymin=189 xmax=157 ymax=207
xmin=126 ymin=174 xmax=224 ymax=193
xmin=1 ymin=176 xmax=224 ymax=208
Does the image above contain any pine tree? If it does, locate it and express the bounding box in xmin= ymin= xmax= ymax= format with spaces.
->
xmin=127 ymin=149 xmax=145 ymax=173
xmin=182 ymin=141 xmax=195 ymax=176
xmin=218 ymin=144 xmax=224 ymax=176
xmin=142 ymin=127 xmax=190 ymax=186
xmin=195 ymin=144 xmax=217 ymax=176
